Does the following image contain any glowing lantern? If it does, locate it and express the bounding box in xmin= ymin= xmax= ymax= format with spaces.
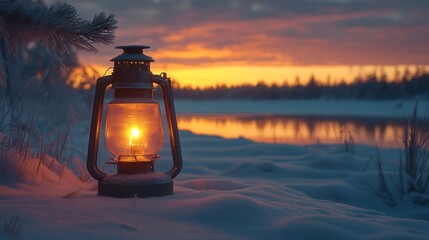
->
xmin=87 ymin=45 xmax=182 ymax=197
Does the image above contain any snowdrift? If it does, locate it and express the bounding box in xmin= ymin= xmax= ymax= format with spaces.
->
xmin=1 ymin=130 xmax=429 ymax=239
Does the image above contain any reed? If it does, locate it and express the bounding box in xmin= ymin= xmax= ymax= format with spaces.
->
xmin=372 ymin=101 xmax=429 ymax=205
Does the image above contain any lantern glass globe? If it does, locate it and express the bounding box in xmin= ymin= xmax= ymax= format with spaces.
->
xmin=104 ymin=98 xmax=164 ymax=162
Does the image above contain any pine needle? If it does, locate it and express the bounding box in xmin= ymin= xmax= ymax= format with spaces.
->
xmin=0 ymin=0 xmax=117 ymax=53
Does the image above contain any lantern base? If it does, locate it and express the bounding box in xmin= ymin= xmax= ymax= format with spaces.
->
xmin=98 ymin=172 xmax=173 ymax=198
xmin=117 ymin=161 xmax=154 ymax=174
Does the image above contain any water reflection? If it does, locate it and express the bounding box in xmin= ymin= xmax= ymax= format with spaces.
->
xmin=177 ymin=114 xmax=410 ymax=148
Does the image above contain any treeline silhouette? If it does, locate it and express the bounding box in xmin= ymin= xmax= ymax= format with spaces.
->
xmin=166 ymin=70 xmax=429 ymax=100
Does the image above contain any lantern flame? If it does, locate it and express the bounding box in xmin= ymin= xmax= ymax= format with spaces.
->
xmin=130 ymin=127 xmax=140 ymax=146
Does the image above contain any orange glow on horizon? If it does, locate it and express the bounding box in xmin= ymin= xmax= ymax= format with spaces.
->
xmin=69 ymin=0 xmax=429 ymax=88
xmin=78 ymin=63 xmax=427 ymax=89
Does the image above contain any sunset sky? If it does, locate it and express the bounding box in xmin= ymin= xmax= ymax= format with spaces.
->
xmin=52 ymin=0 xmax=429 ymax=88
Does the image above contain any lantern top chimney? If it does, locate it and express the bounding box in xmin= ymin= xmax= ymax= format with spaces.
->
xmin=111 ymin=45 xmax=155 ymax=62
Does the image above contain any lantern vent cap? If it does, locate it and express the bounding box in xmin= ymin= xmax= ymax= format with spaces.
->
xmin=111 ymin=45 xmax=155 ymax=62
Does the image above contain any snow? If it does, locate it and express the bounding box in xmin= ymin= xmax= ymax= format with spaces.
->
xmin=1 ymin=129 xmax=429 ymax=239
xmin=1 ymin=100 xmax=429 ymax=239
xmin=174 ymin=99 xmax=429 ymax=119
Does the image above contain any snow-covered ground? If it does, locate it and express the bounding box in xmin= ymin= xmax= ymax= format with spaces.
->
xmin=1 ymin=100 xmax=429 ymax=239
xmin=1 ymin=131 xmax=429 ymax=239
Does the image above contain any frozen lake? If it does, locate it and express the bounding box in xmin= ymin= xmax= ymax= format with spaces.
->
xmin=173 ymin=99 xmax=429 ymax=148
xmin=177 ymin=114 xmax=408 ymax=148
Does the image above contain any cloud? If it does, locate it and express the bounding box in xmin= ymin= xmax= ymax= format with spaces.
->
xmin=55 ymin=0 xmax=429 ymax=66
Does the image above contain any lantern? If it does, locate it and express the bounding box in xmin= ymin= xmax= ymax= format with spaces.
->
xmin=87 ymin=45 xmax=182 ymax=197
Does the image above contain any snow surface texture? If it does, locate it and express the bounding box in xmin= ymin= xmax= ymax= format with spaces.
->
xmin=1 ymin=128 xmax=429 ymax=239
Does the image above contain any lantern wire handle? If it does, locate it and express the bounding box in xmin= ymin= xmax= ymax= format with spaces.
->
xmin=87 ymin=75 xmax=113 ymax=181
xmin=153 ymin=73 xmax=183 ymax=179
xmin=102 ymin=67 xmax=113 ymax=77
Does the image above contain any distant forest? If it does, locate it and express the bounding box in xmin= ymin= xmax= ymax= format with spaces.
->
xmin=165 ymin=68 xmax=429 ymax=100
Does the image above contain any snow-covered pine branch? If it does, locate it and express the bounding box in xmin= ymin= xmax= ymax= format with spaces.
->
xmin=0 ymin=0 xmax=117 ymax=53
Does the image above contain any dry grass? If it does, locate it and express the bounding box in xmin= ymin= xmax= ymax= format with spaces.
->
xmin=74 ymin=154 xmax=91 ymax=183
xmin=339 ymin=124 xmax=355 ymax=153
xmin=2 ymin=215 xmax=23 ymax=240
xmin=0 ymin=99 xmax=83 ymax=184
xmin=372 ymin=101 xmax=429 ymax=205
xmin=371 ymin=147 xmax=396 ymax=206
xmin=401 ymin=102 xmax=429 ymax=195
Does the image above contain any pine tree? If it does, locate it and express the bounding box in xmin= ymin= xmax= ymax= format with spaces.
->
xmin=0 ymin=0 xmax=117 ymax=106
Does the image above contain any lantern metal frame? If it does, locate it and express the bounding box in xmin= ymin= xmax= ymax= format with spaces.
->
xmin=87 ymin=45 xmax=182 ymax=198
